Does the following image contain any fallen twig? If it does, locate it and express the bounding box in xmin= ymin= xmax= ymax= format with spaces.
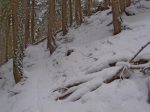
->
xmin=129 ymin=41 xmax=150 ymax=63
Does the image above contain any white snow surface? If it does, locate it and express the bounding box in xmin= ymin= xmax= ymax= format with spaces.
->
xmin=1 ymin=0 xmax=150 ymax=112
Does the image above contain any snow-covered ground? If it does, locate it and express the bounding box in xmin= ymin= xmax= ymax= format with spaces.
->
xmin=1 ymin=0 xmax=150 ymax=112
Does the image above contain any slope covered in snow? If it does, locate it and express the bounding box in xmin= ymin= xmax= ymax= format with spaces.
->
xmin=0 ymin=0 xmax=150 ymax=112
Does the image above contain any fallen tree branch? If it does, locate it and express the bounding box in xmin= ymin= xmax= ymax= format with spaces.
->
xmin=66 ymin=81 xmax=102 ymax=102
xmin=54 ymin=41 xmax=150 ymax=101
xmin=104 ymin=67 xmax=124 ymax=83
xmin=56 ymin=86 xmax=78 ymax=100
xmin=67 ymin=67 xmax=124 ymax=101
xmin=55 ymin=67 xmax=124 ymax=101
xmin=129 ymin=41 xmax=150 ymax=63
xmin=53 ymin=74 xmax=100 ymax=93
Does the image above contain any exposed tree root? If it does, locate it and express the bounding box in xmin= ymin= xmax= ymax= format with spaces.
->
xmin=54 ymin=67 xmax=124 ymax=101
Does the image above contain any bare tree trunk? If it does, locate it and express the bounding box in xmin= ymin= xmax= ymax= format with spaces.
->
xmin=112 ymin=0 xmax=121 ymax=35
xmin=25 ymin=0 xmax=30 ymax=48
xmin=8 ymin=11 xmax=13 ymax=59
xmin=62 ymin=0 xmax=68 ymax=36
xmin=0 ymin=0 xmax=11 ymax=63
xmin=69 ymin=0 xmax=73 ymax=27
xmin=31 ymin=0 xmax=35 ymax=43
xmin=86 ymin=0 xmax=92 ymax=16
xmin=75 ymin=0 xmax=80 ymax=26
xmin=2 ymin=16 xmax=7 ymax=62
xmin=0 ymin=7 xmax=2 ymax=64
xmin=75 ymin=0 xmax=82 ymax=26
xmin=79 ymin=0 xmax=83 ymax=24
xmin=120 ymin=0 xmax=126 ymax=13
xmin=3 ymin=15 xmax=10 ymax=62
xmin=12 ymin=0 xmax=23 ymax=83
xmin=47 ymin=0 xmax=56 ymax=54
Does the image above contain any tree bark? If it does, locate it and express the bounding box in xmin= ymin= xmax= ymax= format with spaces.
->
xmin=12 ymin=0 xmax=23 ymax=83
xmin=25 ymin=0 xmax=30 ymax=48
xmin=79 ymin=0 xmax=83 ymax=24
xmin=86 ymin=0 xmax=92 ymax=16
xmin=69 ymin=0 xmax=73 ymax=27
xmin=62 ymin=0 xmax=68 ymax=36
xmin=75 ymin=0 xmax=82 ymax=26
xmin=31 ymin=0 xmax=35 ymax=43
xmin=112 ymin=0 xmax=121 ymax=35
xmin=75 ymin=0 xmax=80 ymax=26
xmin=47 ymin=0 xmax=56 ymax=54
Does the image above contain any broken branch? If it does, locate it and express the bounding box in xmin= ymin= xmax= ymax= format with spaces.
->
xmin=129 ymin=41 xmax=150 ymax=63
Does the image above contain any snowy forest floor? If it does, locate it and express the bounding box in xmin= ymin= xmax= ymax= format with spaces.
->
xmin=1 ymin=1 xmax=150 ymax=112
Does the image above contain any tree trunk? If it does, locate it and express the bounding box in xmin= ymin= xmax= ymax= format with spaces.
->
xmin=75 ymin=0 xmax=80 ymax=26
xmin=3 ymin=15 xmax=10 ymax=62
xmin=12 ymin=0 xmax=23 ymax=83
xmin=31 ymin=0 xmax=35 ymax=43
xmin=112 ymin=0 xmax=121 ymax=35
xmin=62 ymin=0 xmax=68 ymax=36
xmin=75 ymin=0 xmax=82 ymax=26
xmin=47 ymin=0 xmax=55 ymax=54
xmin=2 ymin=16 xmax=7 ymax=62
xmin=25 ymin=0 xmax=30 ymax=48
xmin=79 ymin=0 xmax=83 ymax=24
xmin=69 ymin=0 xmax=73 ymax=27
xmin=86 ymin=0 xmax=92 ymax=16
